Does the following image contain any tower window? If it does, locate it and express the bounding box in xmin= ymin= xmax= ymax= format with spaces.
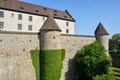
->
xmin=18 ymin=14 xmax=22 ymax=20
xmin=0 ymin=11 xmax=4 ymax=18
xmin=29 ymin=16 xmax=32 ymax=21
xmin=66 ymin=22 xmax=69 ymax=26
xmin=66 ymin=29 xmax=69 ymax=33
xmin=28 ymin=25 xmax=32 ymax=31
xmin=18 ymin=24 xmax=22 ymax=30
xmin=0 ymin=22 xmax=4 ymax=29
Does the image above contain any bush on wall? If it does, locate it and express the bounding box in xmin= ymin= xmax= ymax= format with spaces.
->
xmin=40 ymin=49 xmax=65 ymax=80
xmin=75 ymin=41 xmax=111 ymax=80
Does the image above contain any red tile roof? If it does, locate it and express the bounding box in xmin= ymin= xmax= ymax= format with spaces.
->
xmin=95 ymin=22 xmax=109 ymax=35
xmin=0 ymin=0 xmax=75 ymax=21
xmin=40 ymin=14 xmax=61 ymax=31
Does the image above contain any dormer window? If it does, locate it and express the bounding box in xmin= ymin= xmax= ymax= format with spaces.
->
xmin=0 ymin=11 xmax=4 ymax=18
xmin=54 ymin=14 xmax=57 ymax=16
xmin=35 ymin=10 xmax=39 ymax=12
xmin=54 ymin=10 xmax=57 ymax=12
xmin=64 ymin=16 xmax=67 ymax=18
xmin=43 ymin=8 xmax=47 ymax=10
xmin=20 ymin=7 xmax=24 ymax=10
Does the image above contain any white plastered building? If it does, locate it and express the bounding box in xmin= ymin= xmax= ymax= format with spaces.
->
xmin=0 ymin=0 xmax=75 ymax=34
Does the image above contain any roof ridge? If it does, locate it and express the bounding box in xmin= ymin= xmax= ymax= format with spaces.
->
xmin=0 ymin=0 xmax=75 ymax=21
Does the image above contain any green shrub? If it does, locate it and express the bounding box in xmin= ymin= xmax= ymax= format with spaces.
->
xmin=40 ymin=49 xmax=65 ymax=80
xmin=75 ymin=41 xmax=110 ymax=80
xmin=93 ymin=73 xmax=115 ymax=80
xmin=30 ymin=50 xmax=40 ymax=80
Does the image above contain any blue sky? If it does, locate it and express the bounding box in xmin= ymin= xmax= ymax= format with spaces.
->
xmin=24 ymin=0 xmax=120 ymax=38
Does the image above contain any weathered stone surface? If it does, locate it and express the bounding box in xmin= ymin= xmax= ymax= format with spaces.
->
xmin=0 ymin=32 xmax=39 ymax=80
xmin=0 ymin=31 xmax=109 ymax=80
xmin=60 ymin=34 xmax=95 ymax=80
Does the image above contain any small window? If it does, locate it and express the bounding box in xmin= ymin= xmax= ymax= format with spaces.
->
xmin=66 ymin=22 xmax=69 ymax=26
xmin=43 ymin=8 xmax=47 ymax=10
xmin=11 ymin=13 xmax=14 ymax=17
xmin=54 ymin=14 xmax=57 ymax=16
xmin=0 ymin=11 xmax=4 ymax=18
xmin=18 ymin=14 xmax=22 ymax=20
xmin=29 ymin=16 xmax=32 ymax=21
xmin=54 ymin=10 xmax=57 ymax=12
xmin=20 ymin=7 xmax=24 ymax=10
xmin=66 ymin=29 xmax=69 ymax=33
xmin=64 ymin=16 xmax=67 ymax=18
xmin=18 ymin=24 xmax=22 ymax=30
xmin=28 ymin=25 xmax=32 ymax=31
xmin=0 ymin=22 xmax=4 ymax=29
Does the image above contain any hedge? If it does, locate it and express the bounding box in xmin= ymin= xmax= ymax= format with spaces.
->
xmin=30 ymin=49 xmax=65 ymax=80
xmin=30 ymin=50 xmax=40 ymax=80
xmin=40 ymin=49 xmax=65 ymax=80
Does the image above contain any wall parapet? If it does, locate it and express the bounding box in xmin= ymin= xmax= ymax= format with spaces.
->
xmin=0 ymin=31 xmax=39 ymax=35
xmin=61 ymin=34 xmax=95 ymax=37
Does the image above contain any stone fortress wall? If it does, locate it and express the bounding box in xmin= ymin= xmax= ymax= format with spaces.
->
xmin=0 ymin=31 xmax=96 ymax=80
xmin=0 ymin=31 xmax=39 ymax=80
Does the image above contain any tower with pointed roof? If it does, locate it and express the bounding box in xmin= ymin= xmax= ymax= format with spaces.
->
xmin=40 ymin=14 xmax=62 ymax=50
xmin=95 ymin=22 xmax=109 ymax=55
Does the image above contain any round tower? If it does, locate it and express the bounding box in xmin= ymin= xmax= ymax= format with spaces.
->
xmin=40 ymin=14 xmax=61 ymax=50
xmin=95 ymin=22 xmax=109 ymax=55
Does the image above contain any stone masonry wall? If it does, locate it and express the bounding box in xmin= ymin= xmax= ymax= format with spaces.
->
xmin=0 ymin=31 xmax=96 ymax=80
xmin=0 ymin=31 xmax=40 ymax=80
xmin=60 ymin=34 xmax=96 ymax=80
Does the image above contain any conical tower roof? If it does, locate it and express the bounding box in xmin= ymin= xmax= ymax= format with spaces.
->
xmin=40 ymin=14 xmax=61 ymax=31
xmin=95 ymin=22 xmax=109 ymax=35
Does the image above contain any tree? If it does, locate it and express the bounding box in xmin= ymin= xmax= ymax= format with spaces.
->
xmin=109 ymin=33 xmax=120 ymax=53
xmin=75 ymin=41 xmax=110 ymax=80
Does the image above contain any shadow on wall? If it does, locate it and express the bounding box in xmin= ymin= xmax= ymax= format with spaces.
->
xmin=111 ymin=54 xmax=120 ymax=67
xmin=65 ymin=56 xmax=76 ymax=80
